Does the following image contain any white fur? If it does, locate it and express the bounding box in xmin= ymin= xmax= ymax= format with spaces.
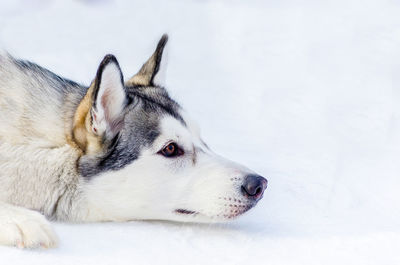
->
xmin=83 ymin=115 xmax=254 ymax=223
xmin=0 ymin=202 xmax=58 ymax=248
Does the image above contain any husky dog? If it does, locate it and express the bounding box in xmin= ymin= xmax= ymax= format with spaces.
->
xmin=0 ymin=35 xmax=267 ymax=249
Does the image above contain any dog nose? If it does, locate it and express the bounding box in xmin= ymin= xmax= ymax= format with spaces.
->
xmin=241 ymin=174 xmax=267 ymax=200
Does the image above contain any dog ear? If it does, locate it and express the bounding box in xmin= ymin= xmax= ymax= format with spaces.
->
xmin=73 ymin=55 xmax=127 ymax=154
xmin=91 ymin=55 xmax=127 ymax=136
xmin=126 ymin=34 xmax=168 ymax=87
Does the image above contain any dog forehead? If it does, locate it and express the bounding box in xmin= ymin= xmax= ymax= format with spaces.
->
xmin=159 ymin=115 xmax=190 ymax=138
xmin=158 ymin=111 xmax=203 ymax=146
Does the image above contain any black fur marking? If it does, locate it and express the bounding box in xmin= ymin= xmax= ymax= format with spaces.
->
xmin=175 ymin=209 xmax=197 ymax=215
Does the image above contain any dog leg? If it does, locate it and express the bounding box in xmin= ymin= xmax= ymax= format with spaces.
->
xmin=0 ymin=202 xmax=58 ymax=249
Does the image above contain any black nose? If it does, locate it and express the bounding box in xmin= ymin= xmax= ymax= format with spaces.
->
xmin=241 ymin=174 xmax=268 ymax=200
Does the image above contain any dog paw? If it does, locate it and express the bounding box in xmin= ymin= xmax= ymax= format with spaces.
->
xmin=0 ymin=205 xmax=58 ymax=249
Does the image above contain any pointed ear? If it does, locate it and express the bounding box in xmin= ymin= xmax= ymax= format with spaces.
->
xmin=73 ymin=55 xmax=127 ymax=154
xmin=126 ymin=34 xmax=168 ymax=87
xmin=91 ymin=55 xmax=127 ymax=136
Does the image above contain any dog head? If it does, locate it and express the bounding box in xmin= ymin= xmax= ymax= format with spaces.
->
xmin=73 ymin=35 xmax=267 ymax=222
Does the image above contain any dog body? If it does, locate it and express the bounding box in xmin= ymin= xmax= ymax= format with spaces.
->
xmin=0 ymin=36 xmax=267 ymax=248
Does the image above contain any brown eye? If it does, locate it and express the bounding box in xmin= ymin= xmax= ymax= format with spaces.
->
xmin=159 ymin=143 xmax=184 ymax=158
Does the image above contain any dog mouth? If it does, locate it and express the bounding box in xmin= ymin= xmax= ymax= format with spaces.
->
xmin=174 ymin=209 xmax=198 ymax=215
xmin=174 ymin=203 xmax=255 ymax=220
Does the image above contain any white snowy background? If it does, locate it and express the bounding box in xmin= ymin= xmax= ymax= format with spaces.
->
xmin=0 ymin=0 xmax=400 ymax=264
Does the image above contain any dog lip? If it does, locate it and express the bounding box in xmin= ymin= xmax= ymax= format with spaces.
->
xmin=223 ymin=203 xmax=255 ymax=219
xmin=219 ymin=200 xmax=257 ymax=219
xmin=174 ymin=209 xmax=198 ymax=215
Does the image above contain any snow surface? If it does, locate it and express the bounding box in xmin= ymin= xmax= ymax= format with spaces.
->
xmin=0 ymin=0 xmax=400 ymax=264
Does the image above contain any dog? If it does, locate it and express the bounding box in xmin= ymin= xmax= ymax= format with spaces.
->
xmin=0 ymin=35 xmax=267 ymax=249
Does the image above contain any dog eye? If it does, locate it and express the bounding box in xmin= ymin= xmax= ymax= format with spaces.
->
xmin=159 ymin=142 xmax=184 ymax=158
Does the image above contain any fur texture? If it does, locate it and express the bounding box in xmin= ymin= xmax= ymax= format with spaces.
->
xmin=0 ymin=35 xmax=267 ymax=248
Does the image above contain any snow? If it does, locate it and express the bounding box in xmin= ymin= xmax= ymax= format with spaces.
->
xmin=1 ymin=0 xmax=400 ymax=264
